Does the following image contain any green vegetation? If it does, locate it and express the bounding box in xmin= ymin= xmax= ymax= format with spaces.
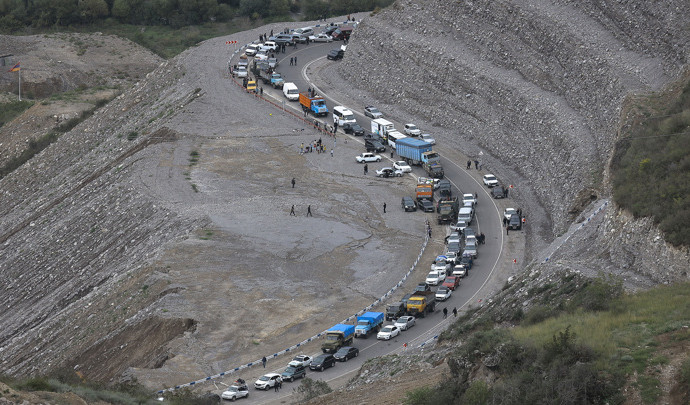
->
xmin=410 ymin=278 xmax=690 ymax=405
xmin=0 ymin=100 xmax=33 ymax=129
xmin=293 ymin=377 xmax=332 ymax=402
xmin=612 ymin=74 xmax=690 ymax=246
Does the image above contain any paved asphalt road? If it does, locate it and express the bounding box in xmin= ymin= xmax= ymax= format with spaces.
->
xmin=229 ymin=40 xmax=505 ymax=404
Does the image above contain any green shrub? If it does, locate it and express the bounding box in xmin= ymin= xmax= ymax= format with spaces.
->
xmin=0 ymin=100 xmax=34 ymax=128
xmin=293 ymin=377 xmax=332 ymax=402
xmin=462 ymin=380 xmax=490 ymax=405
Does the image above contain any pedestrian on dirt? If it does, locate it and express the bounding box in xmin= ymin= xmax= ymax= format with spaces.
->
xmin=260 ymin=87 xmax=263 ymax=96
xmin=428 ymin=227 xmax=432 ymax=238
xmin=270 ymin=29 xmax=273 ymax=37
xmin=467 ymin=160 xmax=471 ymax=169
xmin=474 ymin=160 xmax=479 ymax=169
xmin=307 ymin=205 xmax=312 ymax=216
xmin=383 ymin=202 xmax=387 ymax=213
xmin=506 ymin=225 xmax=509 ymax=235
xmin=504 ymin=188 xmax=509 ymax=198
xmin=290 ymin=205 xmax=295 ymax=216
xmin=364 ymin=164 xmax=368 ymax=175
xmin=291 ymin=178 xmax=296 ymax=188
xmin=443 ymin=308 xmax=448 ymax=318
xmin=503 ymin=217 xmax=508 ymax=226
xmin=453 ymin=307 xmax=457 ymax=317
xmin=262 ymin=356 xmax=267 ymax=368
xmin=522 ymin=217 xmax=526 ymax=226
xmin=330 ymin=149 xmax=334 ymax=157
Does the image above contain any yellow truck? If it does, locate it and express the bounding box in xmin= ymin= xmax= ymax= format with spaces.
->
xmin=405 ymin=291 xmax=436 ymax=318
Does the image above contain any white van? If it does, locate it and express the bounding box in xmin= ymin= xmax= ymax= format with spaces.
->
xmin=332 ymin=106 xmax=356 ymax=126
xmin=283 ymin=82 xmax=299 ymax=101
xmin=386 ymin=131 xmax=407 ymax=149
xmin=458 ymin=207 xmax=474 ymax=224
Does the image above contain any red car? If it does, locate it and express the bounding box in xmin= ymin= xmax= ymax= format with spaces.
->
xmin=442 ymin=276 xmax=460 ymax=290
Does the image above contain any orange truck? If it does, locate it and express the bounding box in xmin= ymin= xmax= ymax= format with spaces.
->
xmin=416 ymin=183 xmax=433 ymax=202
xmin=299 ymin=93 xmax=329 ymax=116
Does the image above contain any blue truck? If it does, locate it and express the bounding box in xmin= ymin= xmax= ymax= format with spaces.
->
xmin=354 ymin=311 xmax=385 ymax=338
xmin=321 ymin=324 xmax=355 ymax=353
xmin=299 ymin=92 xmax=329 ymax=116
xmin=395 ymin=138 xmax=440 ymax=166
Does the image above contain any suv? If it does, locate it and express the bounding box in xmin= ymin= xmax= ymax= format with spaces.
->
xmin=483 ymin=174 xmax=499 ymax=187
xmin=508 ymin=214 xmax=522 ymax=230
xmin=327 ymin=49 xmax=345 ymax=60
xmin=491 ymin=186 xmax=505 ymax=199
xmin=401 ymin=196 xmax=416 ymax=212
xmin=310 ymin=354 xmax=336 ymax=371
xmin=342 ymin=122 xmax=364 ymax=136
xmin=281 ymin=365 xmax=307 ymax=382
xmin=365 ymin=137 xmax=386 ymax=152
xmin=254 ymin=373 xmax=282 ymax=390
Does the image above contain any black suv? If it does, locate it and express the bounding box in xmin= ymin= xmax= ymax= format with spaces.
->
xmin=342 ymin=122 xmax=364 ymax=136
xmin=281 ymin=365 xmax=307 ymax=382
xmin=492 ymin=186 xmax=505 ymax=199
xmin=310 ymin=354 xmax=336 ymax=371
xmin=327 ymin=49 xmax=345 ymax=60
xmin=417 ymin=199 xmax=435 ymax=212
xmin=365 ymin=137 xmax=386 ymax=152
xmin=401 ymin=196 xmax=416 ymax=212
xmin=334 ymin=347 xmax=359 ymax=362
xmin=508 ymin=214 xmax=522 ymax=230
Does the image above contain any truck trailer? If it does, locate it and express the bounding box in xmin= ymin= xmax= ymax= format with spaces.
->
xmin=395 ymin=138 xmax=439 ymax=166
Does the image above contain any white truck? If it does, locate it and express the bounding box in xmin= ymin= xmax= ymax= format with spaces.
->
xmin=371 ymin=118 xmax=395 ymax=138
xmin=386 ymin=130 xmax=407 ymax=149
xmin=283 ymin=82 xmax=299 ymax=101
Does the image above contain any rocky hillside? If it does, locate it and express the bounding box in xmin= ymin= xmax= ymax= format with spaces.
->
xmin=337 ymin=0 xmax=689 ymax=283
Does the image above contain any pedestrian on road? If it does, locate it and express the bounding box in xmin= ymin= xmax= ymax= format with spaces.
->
xmin=290 ymin=205 xmax=295 ymax=216
xmin=503 ymin=217 xmax=508 ymax=226
xmin=292 ymin=178 xmax=296 ymax=188
xmin=260 ymin=87 xmax=263 ymax=96
xmin=334 ymin=122 xmax=338 ymax=133
xmin=474 ymin=160 xmax=479 ymax=169
xmin=506 ymin=226 xmax=509 ymax=235
xmin=443 ymin=308 xmax=448 ymax=319
xmin=383 ymin=202 xmax=387 ymax=213
xmin=294 ymin=56 xmax=297 ymax=65
xmin=467 ymin=160 xmax=471 ymax=169
xmin=504 ymin=188 xmax=509 ymax=198
xmin=307 ymin=205 xmax=312 ymax=217
xmin=480 ymin=232 xmax=485 ymax=244
xmin=274 ymin=382 xmax=279 ymax=392
xmin=475 ymin=192 xmax=478 ymax=200
xmin=290 ymin=57 xmax=293 ymax=66
xmin=390 ymin=150 xmax=394 ymax=158
xmin=453 ymin=307 xmax=457 ymax=317
xmin=364 ymin=164 xmax=368 ymax=175
xmin=262 ymin=356 xmax=267 ymax=368
xmin=270 ymin=29 xmax=273 ymax=37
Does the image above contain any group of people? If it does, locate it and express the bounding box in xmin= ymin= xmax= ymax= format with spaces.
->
xmin=442 ymin=307 xmax=458 ymax=319
xmin=300 ymin=138 xmax=325 ymax=154
xmin=466 ymin=159 xmax=481 ymax=170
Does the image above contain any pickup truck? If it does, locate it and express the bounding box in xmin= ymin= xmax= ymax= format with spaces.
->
xmin=385 ymin=302 xmax=406 ymax=321
xmin=321 ymin=324 xmax=355 ymax=353
xmin=355 ymin=312 xmax=384 ymax=338
xmin=405 ymin=291 xmax=436 ymax=318
xmin=258 ymin=70 xmax=284 ymax=88
xmin=299 ymin=93 xmax=329 ymax=116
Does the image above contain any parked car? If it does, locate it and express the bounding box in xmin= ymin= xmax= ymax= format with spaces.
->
xmin=504 ymin=208 xmax=518 ymax=222
xmin=309 ymin=33 xmax=333 ymax=42
xmin=463 ymin=243 xmax=478 ymax=259
xmin=420 ymin=133 xmax=436 ymax=145
xmin=342 ymin=122 xmax=364 ymax=136
xmin=365 ymin=136 xmax=386 ymax=152
xmin=327 ymin=49 xmax=345 ymax=60
xmin=447 ymin=241 xmax=462 ymax=255
xmin=446 ymin=231 xmax=461 ymax=245
xmin=444 ymin=251 xmax=458 ymax=265
xmin=221 ymin=385 xmax=249 ymax=401
xmin=401 ymin=196 xmax=417 ymax=212
xmin=452 ymin=264 xmax=467 ymax=278
xmin=288 ymin=355 xmax=312 ymax=368
xmin=245 ymin=43 xmax=261 ymax=56
xmin=435 ymin=286 xmax=452 ymax=301
xmin=431 ymin=256 xmax=451 ymax=273
xmin=394 ymin=316 xmax=416 ymax=331
xmin=426 ymin=270 xmax=445 ymax=286
xmin=355 ymin=152 xmax=381 ymax=163
xmin=463 ymin=227 xmax=476 ymax=239
xmin=290 ymin=33 xmax=308 ymax=43
xmin=254 ymin=373 xmax=282 ymax=390
xmin=456 ymin=255 xmax=473 ymax=271
xmin=274 ymin=34 xmax=293 ymax=45
xmin=261 ymin=41 xmax=277 ymax=52
xmin=443 ymin=276 xmax=460 ymax=290
xmin=492 ymin=186 xmax=505 ymax=199
xmin=376 ymin=167 xmax=403 ymax=178
xmin=393 ymin=161 xmax=412 ymax=173
xmin=333 ymin=346 xmax=359 ymax=362
xmin=483 ymin=174 xmax=499 ymax=187
xmin=310 ymin=354 xmax=336 ymax=371
xmin=452 ymin=219 xmax=468 ymax=232
xmin=233 ymin=65 xmax=248 ymax=78
xmin=281 ymin=365 xmax=307 ymax=382
xmin=364 ymin=105 xmax=383 ymax=119
xmin=404 ymin=123 xmax=421 ymax=136
xmin=377 ymin=325 xmax=400 ymax=340
xmin=463 ymin=193 xmax=477 ymax=206
xmin=509 ymin=213 xmax=522 ymax=230
xmin=417 ymin=199 xmax=435 ymax=212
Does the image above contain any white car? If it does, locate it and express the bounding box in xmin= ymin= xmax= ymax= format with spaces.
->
xmin=288 ymin=355 xmax=312 ymax=368
xmin=431 ymin=256 xmax=451 ymax=273
xmin=233 ymin=65 xmax=248 ymax=78
xmin=356 ymin=152 xmax=382 ymax=163
xmin=377 ymin=325 xmax=400 ymax=340
xmin=504 ymin=208 xmax=518 ymax=222
xmin=394 ymin=316 xmax=416 ymax=331
xmin=452 ymin=264 xmax=467 ymax=278
xmin=425 ymin=270 xmax=446 ymax=286
xmin=463 ymin=193 xmax=477 ymax=206
xmin=221 ymin=385 xmax=249 ymax=401
xmin=483 ymin=174 xmax=499 ymax=187
xmin=447 ymin=232 xmax=461 ymax=245
xmin=420 ymin=133 xmax=436 ymax=145
xmin=254 ymin=373 xmax=282 ymax=390
xmin=261 ymin=41 xmax=277 ymax=52
xmin=245 ymin=43 xmax=261 ymax=56
xmin=376 ymin=167 xmax=404 ymax=177
xmin=309 ymin=33 xmax=333 ymax=42
xmin=451 ymin=219 xmax=468 ymax=232
xmin=417 ymin=177 xmax=440 ymax=189
xmin=404 ymin=123 xmax=421 ymax=136
xmin=435 ymin=286 xmax=452 ymax=301
xmin=393 ymin=161 xmax=412 ymax=173
xmin=443 ymin=251 xmax=458 ymax=265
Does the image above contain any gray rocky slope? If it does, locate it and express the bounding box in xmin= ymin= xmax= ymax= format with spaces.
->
xmin=335 ymin=0 xmax=689 ymax=284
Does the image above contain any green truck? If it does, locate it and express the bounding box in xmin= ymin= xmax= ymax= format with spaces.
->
xmin=437 ymin=197 xmax=459 ymax=225
xmin=321 ymin=324 xmax=355 ymax=353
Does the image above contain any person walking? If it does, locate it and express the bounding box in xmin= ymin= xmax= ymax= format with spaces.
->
xmin=292 ymin=178 xmax=296 ymax=188
xmin=307 ymin=205 xmax=312 ymax=216
xmin=506 ymin=225 xmax=509 ymax=235
xmin=290 ymin=205 xmax=295 ymax=216
xmin=467 ymin=160 xmax=471 ymax=169
xmin=294 ymin=56 xmax=297 ymax=65
xmin=330 ymin=148 xmax=334 ymax=157
xmin=262 ymin=356 xmax=267 ymax=368
xmin=290 ymin=57 xmax=293 ymax=66
xmin=334 ymin=122 xmax=338 ymax=133
xmin=274 ymin=382 xmax=279 ymax=392
xmin=503 ymin=217 xmax=508 ymax=226
xmin=504 ymin=188 xmax=509 ymax=198
xmin=474 ymin=160 xmax=479 ymax=169
xmin=364 ymin=164 xmax=368 ymax=175
xmin=453 ymin=307 xmax=457 ymax=317
xmin=443 ymin=308 xmax=448 ymax=319
xmin=383 ymin=202 xmax=387 ymax=213
xmin=390 ymin=150 xmax=394 ymax=158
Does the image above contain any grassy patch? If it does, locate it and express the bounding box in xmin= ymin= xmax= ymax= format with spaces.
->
xmin=0 ymin=100 xmax=34 ymax=128
xmin=611 ymin=73 xmax=690 ymax=246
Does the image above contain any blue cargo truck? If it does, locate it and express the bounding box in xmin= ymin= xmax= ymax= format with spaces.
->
xmin=354 ymin=312 xmax=384 ymax=338
xmin=395 ymin=138 xmax=441 ymax=166
xmin=321 ymin=324 xmax=355 ymax=353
